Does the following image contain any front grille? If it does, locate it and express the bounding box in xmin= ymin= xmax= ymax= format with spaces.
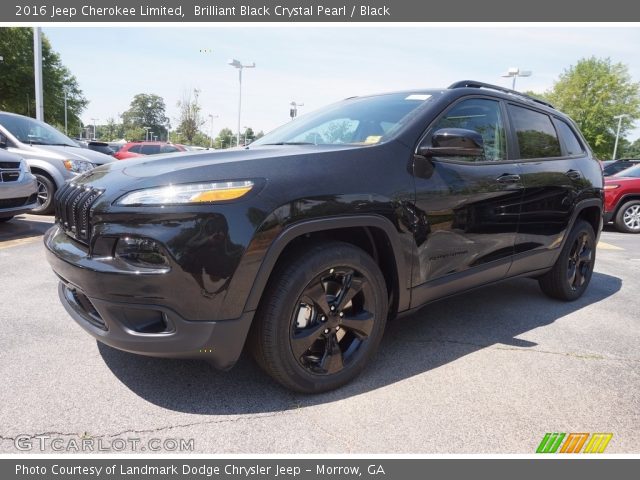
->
xmin=0 ymin=197 xmax=29 ymax=208
xmin=0 ymin=161 xmax=20 ymax=169
xmin=0 ymin=162 xmax=20 ymax=182
xmin=54 ymin=183 xmax=103 ymax=244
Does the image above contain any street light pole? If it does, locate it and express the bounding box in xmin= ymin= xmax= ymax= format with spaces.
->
xmin=501 ymin=67 xmax=532 ymax=91
xmin=228 ymin=59 xmax=255 ymax=148
xmin=90 ymin=118 xmax=98 ymax=140
xmin=208 ymin=114 xmax=218 ymax=148
xmin=290 ymin=101 xmax=304 ymax=120
xmin=144 ymin=127 xmax=150 ymax=141
xmin=33 ymin=28 xmax=44 ymax=121
xmin=613 ymin=114 xmax=630 ymax=160
xmin=63 ymin=89 xmax=68 ymax=135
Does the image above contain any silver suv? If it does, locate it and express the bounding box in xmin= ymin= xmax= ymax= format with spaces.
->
xmin=0 ymin=112 xmax=114 ymax=214
xmin=0 ymin=147 xmax=37 ymax=222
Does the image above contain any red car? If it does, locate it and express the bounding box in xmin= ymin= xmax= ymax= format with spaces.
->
xmin=114 ymin=142 xmax=187 ymax=160
xmin=604 ymin=163 xmax=640 ymax=233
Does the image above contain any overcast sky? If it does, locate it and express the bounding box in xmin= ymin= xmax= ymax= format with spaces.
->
xmin=43 ymin=26 xmax=640 ymax=141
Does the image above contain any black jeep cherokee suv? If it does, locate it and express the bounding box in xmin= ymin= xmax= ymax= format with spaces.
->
xmin=45 ymin=81 xmax=603 ymax=393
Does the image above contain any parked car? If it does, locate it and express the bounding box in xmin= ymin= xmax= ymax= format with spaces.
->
xmin=604 ymin=163 xmax=640 ymax=233
xmin=0 ymin=146 xmax=38 ymax=222
xmin=114 ymin=141 xmax=187 ymax=160
xmin=0 ymin=112 xmax=114 ymax=214
xmin=45 ymin=81 xmax=603 ymax=392
xmin=86 ymin=141 xmax=118 ymax=156
xmin=602 ymin=158 xmax=640 ymax=177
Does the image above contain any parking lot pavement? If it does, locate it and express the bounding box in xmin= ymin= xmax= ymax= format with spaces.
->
xmin=0 ymin=215 xmax=638 ymax=453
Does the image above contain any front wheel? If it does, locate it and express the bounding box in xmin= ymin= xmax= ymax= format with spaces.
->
xmin=614 ymin=200 xmax=640 ymax=233
xmin=32 ymin=173 xmax=56 ymax=215
xmin=249 ymin=241 xmax=388 ymax=393
xmin=538 ymin=220 xmax=596 ymax=301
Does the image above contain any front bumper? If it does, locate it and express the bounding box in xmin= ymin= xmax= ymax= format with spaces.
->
xmin=603 ymin=211 xmax=614 ymax=224
xmin=0 ymin=174 xmax=38 ymax=218
xmin=44 ymin=225 xmax=254 ymax=369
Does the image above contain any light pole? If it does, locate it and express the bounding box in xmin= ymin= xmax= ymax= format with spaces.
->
xmin=613 ymin=114 xmax=630 ymax=160
xmin=501 ymin=67 xmax=532 ymax=90
xmin=63 ymin=88 xmax=69 ymax=135
xmin=144 ymin=127 xmax=150 ymax=141
xmin=208 ymin=114 xmax=218 ymax=148
xmin=90 ymin=118 xmax=98 ymax=140
xmin=228 ymin=58 xmax=255 ymax=148
xmin=33 ymin=28 xmax=44 ymax=121
xmin=290 ymin=101 xmax=304 ymax=120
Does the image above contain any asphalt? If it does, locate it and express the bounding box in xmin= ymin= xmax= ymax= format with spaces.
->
xmin=0 ymin=215 xmax=638 ymax=453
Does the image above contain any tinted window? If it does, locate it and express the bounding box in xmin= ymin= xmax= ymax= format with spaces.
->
xmin=613 ymin=163 xmax=640 ymax=178
xmin=431 ymin=98 xmax=507 ymax=162
xmin=556 ymin=120 xmax=584 ymax=156
xmin=160 ymin=145 xmax=180 ymax=153
xmin=140 ymin=145 xmax=161 ymax=155
xmin=509 ymin=105 xmax=561 ymax=159
xmin=128 ymin=145 xmax=142 ymax=153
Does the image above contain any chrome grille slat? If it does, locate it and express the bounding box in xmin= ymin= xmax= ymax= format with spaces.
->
xmin=54 ymin=183 xmax=103 ymax=245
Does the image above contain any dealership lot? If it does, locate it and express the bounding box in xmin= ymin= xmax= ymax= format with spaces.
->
xmin=0 ymin=214 xmax=638 ymax=453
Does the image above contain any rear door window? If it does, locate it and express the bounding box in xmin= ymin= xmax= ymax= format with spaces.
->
xmin=508 ymin=105 xmax=561 ymax=159
xmin=555 ymin=120 xmax=584 ymax=156
xmin=140 ymin=145 xmax=161 ymax=155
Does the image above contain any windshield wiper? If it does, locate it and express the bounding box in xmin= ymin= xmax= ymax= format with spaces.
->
xmin=262 ymin=142 xmax=316 ymax=146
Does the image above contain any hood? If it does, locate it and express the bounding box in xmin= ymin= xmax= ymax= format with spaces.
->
xmin=605 ymin=176 xmax=640 ymax=184
xmin=10 ymin=143 xmax=113 ymax=165
xmin=33 ymin=145 xmax=114 ymax=165
xmin=72 ymin=143 xmax=373 ymax=195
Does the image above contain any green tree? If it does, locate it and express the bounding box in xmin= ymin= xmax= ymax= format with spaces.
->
xmin=214 ymin=127 xmax=236 ymax=149
xmin=176 ymin=88 xmax=205 ymax=144
xmin=544 ymin=57 xmax=640 ymax=159
xmin=621 ymin=138 xmax=640 ymax=158
xmin=121 ymin=93 xmax=169 ymax=140
xmin=0 ymin=27 xmax=87 ymax=135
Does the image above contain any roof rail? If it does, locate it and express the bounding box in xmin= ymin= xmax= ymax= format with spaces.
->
xmin=448 ymin=80 xmax=554 ymax=109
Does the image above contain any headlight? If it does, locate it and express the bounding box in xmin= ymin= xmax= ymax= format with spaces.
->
xmin=116 ymin=180 xmax=254 ymax=206
xmin=63 ymin=159 xmax=95 ymax=174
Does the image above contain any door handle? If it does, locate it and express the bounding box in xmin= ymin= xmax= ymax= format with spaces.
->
xmin=496 ymin=174 xmax=521 ymax=184
xmin=565 ymin=169 xmax=582 ymax=181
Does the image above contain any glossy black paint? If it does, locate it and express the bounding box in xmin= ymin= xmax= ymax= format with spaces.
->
xmin=44 ymin=85 xmax=604 ymax=368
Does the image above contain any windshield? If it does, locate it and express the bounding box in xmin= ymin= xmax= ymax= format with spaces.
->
xmin=0 ymin=113 xmax=77 ymax=147
xmin=614 ymin=164 xmax=640 ymax=178
xmin=251 ymin=92 xmax=439 ymax=147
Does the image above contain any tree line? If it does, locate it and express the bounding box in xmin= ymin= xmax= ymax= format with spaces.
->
xmin=1 ymin=27 xmax=639 ymax=156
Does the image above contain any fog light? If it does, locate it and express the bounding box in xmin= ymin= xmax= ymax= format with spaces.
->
xmin=115 ymin=237 xmax=169 ymax=268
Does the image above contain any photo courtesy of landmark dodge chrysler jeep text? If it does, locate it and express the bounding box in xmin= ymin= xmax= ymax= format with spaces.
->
xmin=44 ymin=81 xmax=604 ymax=393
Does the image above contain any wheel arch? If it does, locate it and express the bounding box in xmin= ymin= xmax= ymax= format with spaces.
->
xmin=243 ymin=215 xmax=410 ymax=317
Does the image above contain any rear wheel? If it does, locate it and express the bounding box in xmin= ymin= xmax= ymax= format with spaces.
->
xmin=32 ymin=173 xmax=56 ymax=215
xmin=538 ymin=220 xmax=595 ymax=301
xmin=250 ymin=242 xmax=388 ymax=393
xmin=614 ymin=200 xmax=640 ymax=233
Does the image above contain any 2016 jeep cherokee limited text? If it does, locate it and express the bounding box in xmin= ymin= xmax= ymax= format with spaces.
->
xmin=45 ymin=81 xmax=604 ymax=393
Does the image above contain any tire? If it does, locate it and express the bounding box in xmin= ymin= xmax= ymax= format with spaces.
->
xmin=249 ymin=241 xmax=388 ymax=393
xmin=614 ymin=200 xmax=640 ymax=233
xmin=538 ymin=220 xmax=596 ymax=301
xmin=32 ymin=173 xmax=56 ymax=215
xmin=0 ymin=216 xmax=14 ymax=222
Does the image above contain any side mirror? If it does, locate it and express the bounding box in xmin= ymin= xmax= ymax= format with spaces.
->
xmin=418 ymin=128 xmax=484 ymax=158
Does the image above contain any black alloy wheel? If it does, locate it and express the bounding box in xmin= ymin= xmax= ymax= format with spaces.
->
xmin=250 ymin=241 xmax=388 ymax=393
